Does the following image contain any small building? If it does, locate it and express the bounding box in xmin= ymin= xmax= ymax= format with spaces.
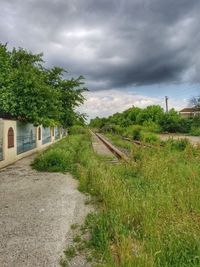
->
xmin=179 ymin=107 xmax=200 ymax=118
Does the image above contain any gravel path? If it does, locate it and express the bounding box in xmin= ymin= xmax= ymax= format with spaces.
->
xmin=160 ymin=134 xmax=200 ymax=146
xmin=0 ymin=155 xmax=92 ymax=267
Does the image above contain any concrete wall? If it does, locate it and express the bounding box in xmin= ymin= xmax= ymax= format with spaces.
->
xmin=0 ymin=119 xmax=66 ymax=169
xmin=180 ymin=111 xmax=200 ymax=118
xmin=42 ymin=126 xmax=51 ymax=145
xmin=16 ymin=122 xmax=37 ymax=155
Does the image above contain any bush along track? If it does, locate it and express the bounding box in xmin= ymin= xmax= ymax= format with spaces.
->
xmin=33 ymin=129 xmax=200 ymax=267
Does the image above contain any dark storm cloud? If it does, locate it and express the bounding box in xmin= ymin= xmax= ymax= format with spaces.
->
xmin=0 ymin=0 xmax=200 ymax=90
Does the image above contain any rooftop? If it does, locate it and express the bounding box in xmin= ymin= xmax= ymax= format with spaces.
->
xmin=180 ymin=107 xmax=200 ymax=113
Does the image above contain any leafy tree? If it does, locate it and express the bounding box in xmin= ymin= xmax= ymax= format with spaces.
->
xmin=90 ymin=117 xmax=108 ymax=128
xmin=127 ymin=107 xmax=141 ymax=124
xmin=0 ymin=44 xmax=87 ymax=126
xmin=45 ymin=67 xmax=87 ymax=126
xmin=136 ymin=105 xmax=164 ymax=124
xmin=90 ymin=105 xmax=194 ymax=134
xmin=158 ymin=109 xmax=182 ymax=132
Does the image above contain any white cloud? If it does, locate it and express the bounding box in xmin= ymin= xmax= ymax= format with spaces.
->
xmin=78 ymin=89 xmax=188 ymax=120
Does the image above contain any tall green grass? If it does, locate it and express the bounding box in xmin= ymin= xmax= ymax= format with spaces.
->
xmin=104 ymin=133 xmax=133 ymax=152
xmin=33 ymin=131 xmax=200 ymax=267
xmin=32 ymin=135 xmax=84 ymax=172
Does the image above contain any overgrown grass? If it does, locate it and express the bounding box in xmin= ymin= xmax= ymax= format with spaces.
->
xmin=104 ymin=133 xmax=133 ymax=152
xmin=33 ymin=131 xmax=200 ymax=267
xmin=32 ymin=135 xmax=83 ymax=172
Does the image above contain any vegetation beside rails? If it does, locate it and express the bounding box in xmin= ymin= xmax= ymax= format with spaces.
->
xmin=103 ymin=133 xmax=133 ymax=153
xmin=33 ymin=129 xmax=200 ymax=267
xmin=103 ymin=132 xmax=191 ymax=154
xmin=90 ymin=104 xmax=200 ymax=136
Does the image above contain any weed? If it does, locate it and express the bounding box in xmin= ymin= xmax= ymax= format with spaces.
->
xmin=84 ymin=199 xmax=92 ymax=205
xmin=166 ymin=138 xmax=190 ymax=151
xmin=76 ymin=242 xmax=87 ymax=252
xmin=73 ymin=235 xmax=81 ymax=243
xmin=86 ymin=254 xmax=93 ymax=262
xmin=64 ymin=246 xmax=76 ymax=260
xmin=125 ymin=125 xmax=143 ymax=140
xmin=59 ymin=258 xmax=69 ymax=267
xmin=70 ymin=223 xmax=79 ymax=230
xmin=141 ymin=132 xmax=159 ymax=144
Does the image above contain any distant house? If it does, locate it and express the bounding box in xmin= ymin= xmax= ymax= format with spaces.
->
xmin=179 ymin=107 xmax=200 ymax=118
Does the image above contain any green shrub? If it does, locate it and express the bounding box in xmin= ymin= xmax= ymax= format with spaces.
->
xmin=190 ymin=126 xmax=200 ymax=136
xmin=32 ymin=135 xmax=84 ymax=172
xmin=178 ymin=118 xmax=193 ymax=133
xmin=141 ymin=132 xmax=159 ymax=144
xmin=143 ymin=121 xmax=161 ymax=133
xmin=192 ymin=114 xmax=200 ymax=127
xmin=166 ymin=138 xmax=190 ymax=151
xmin=125 ymin=125 xmax=143 ymax=140
xmin=101 ymin=124 xmax=124 ymax=135
xmin=32 ymin=149 xmax=74 ymax=172
xmin=69 ymin=125 xmax=87 ymax=135
xmin=158 ymin=109 xmax=182 ymax=133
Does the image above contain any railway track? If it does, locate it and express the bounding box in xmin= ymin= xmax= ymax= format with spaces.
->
xmin=122 ymin=137 xmax=164 ymax=148
xmin=91 ymin=131 xmax=164 ymax=164
xmin=90 ymin=131 xmax=129 ymax=162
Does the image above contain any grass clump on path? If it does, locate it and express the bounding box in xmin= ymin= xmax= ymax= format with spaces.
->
xmin=32 ymin=130 xmax=200 ymax=267
xmin=32 ymin=135 xmax=83 ymax=172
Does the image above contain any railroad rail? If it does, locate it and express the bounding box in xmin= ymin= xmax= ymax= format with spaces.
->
xmin=122 ymin=137 xmax=164 ymax=148
xmin=91 ymin=131 xmax=129 ymax=162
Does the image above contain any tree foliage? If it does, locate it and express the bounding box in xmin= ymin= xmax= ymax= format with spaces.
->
xmin=0 ymin=43 xmax=87 ymax=126
xmin=90 ymin=105 xmax=197 ymax=133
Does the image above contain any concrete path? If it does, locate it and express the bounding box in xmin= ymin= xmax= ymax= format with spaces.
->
xmin=160 ymin=134 xmax=200 ymax=146
xmin=0 ymin=155 xmax=92 ymax=267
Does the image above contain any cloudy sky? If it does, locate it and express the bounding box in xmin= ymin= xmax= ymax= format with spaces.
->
xmin=0 ymin=0 xmax=199 ymax=119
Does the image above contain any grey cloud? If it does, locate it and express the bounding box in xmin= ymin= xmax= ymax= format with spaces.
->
xmin=0 ymin=0 xmax=200 ymax=90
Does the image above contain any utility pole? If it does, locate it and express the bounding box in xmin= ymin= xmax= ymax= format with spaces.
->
xmin=165 ymin=96 xmax=169 ymax=113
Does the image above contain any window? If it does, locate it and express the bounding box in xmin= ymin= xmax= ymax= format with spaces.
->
xmin=8 ymin=127 xmax=14 ymax=148
xmin=38 ymin=127 xmax=41 ymax=140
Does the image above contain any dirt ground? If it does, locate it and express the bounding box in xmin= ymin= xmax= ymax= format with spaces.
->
xmin=0 ymin=155 xmax=92 ymax=267
xmin=160 ymin=134 xmax=200 ymax=146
